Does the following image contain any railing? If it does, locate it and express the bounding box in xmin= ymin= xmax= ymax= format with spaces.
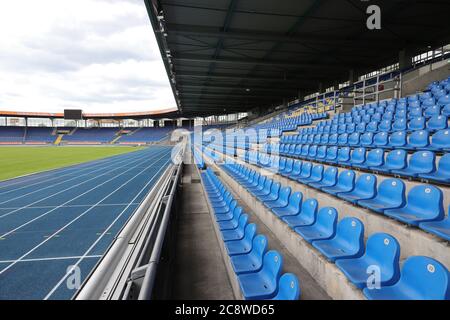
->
xmin=75 ymin=144 xmax=184 ymax=300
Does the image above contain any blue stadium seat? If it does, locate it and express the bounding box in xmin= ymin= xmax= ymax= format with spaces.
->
xmin=217 ymin=207 xmax=244 ymax=230
xmin=420 ymin=205 xmax=450 ymax=241
xmin=289 ymin=160 xmax=302 ymax=179
xmin=321 ymin=170 xmax=355 ymax=195
xmin=312 ymin=217 xmax=365 ymax=262
xmin=405 ymin=130 xmax=430 ymax=150
xmin=316 ymin=146 xmax=327 ymax=161
xmin=301 ymin=164 xmax=324 ymax=185
xmin=408 ymin=117 xmax=425 ymax=131
xmin=348 ymin=132 xmax=360 ymax=146
xmin=371 ymin=149 xmax=407 ymax=173
xmin=443 ymin=104 xmax=450 ymax=117
xmin=295 ymin=207 xmax=338 ymax=243
xmin=265 ymin=186 xmax=291 ymax=209
xmin=324 ymin=146 xmax=338 ymax=163
xmin=392 ymin=118 xmax=407 ymax=131
xmin=360 ymin=133 xmax=374 ymax=147
xmin=384 ymin=185 xmax=444 ymax=226
xmin=225 ymin=223 xmax=257 ymax=256
xmin=336 ymin=233 xmax=400 ymax=289
xmin=419 ymin=153 xmax=450 ymax=183
xmin=349 ymin=147 xmax=366 ymax=167
xmin=238 ymin=250 xmax=283 ymax=300
xmin=271 ymin=273 xmax=301 ymax=300
xmin=429 ymin=129 xmax=450 ymax=151
xmin=221 ymin=214 xmax=250 ymax=241
xmin=337 ymin=147 xmax=351 ymax=163
xmin=257 ymin=181 xmax=281 ymax=202
xmin=374 ymin=132 xmax=389 ymax=148
xmin=309 ymin=167 xmax=338 ymax=189
xmin=338 ymin=133 xmax=348 ymax=146
xmin=364 ymin=148 xmax=384 ymax=168
xmin=358 ymin=179 xmax=406 ymax=213
xmin=272 ymin=192 xmax=303 ymax=217
xmin=280 ymin=159 xmax=294 ymax=177
xmin=427 ymin=115 xmax=447 ymax=131
xmin=390 ymin=151 xmax=435 ymax=177
xmin=387 ymin=131 xmax=407 ymax=148
xmin=424 ymin=105 xmax=441 ymax=118
xmin=230 ymin=234 xmax=268 ymax=275
xmin=282 ymin=198 xmax=318 ymax=228
xmin=363 ymin=256 xmax=449 ymax=300
xmin=296 ymin=162 xmax=312 ymax=182
xmin=337 ymin=174 xmax=377 ymax=204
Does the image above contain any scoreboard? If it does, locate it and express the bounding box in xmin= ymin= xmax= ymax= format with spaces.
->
xmin=64 ymin=109 xmax=83 ymax=120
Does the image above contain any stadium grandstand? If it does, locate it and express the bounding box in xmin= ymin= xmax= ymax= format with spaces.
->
xmin=0 ymin=0 xmax=449 ymax=307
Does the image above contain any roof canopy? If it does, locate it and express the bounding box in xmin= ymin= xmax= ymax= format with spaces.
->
xmin=145 ymin=0 xmax=450 ymax=116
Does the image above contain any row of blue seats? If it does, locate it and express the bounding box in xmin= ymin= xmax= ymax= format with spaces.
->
xmin=193 ymin=146 xmax=205 ymax=169
xmin=276 ymin=129 xmax=450 ymax=152
xmin=221 ymin=163 xmax=450 ymax=300
xmin=347 ymin=104 xmax=450 ymax=119
xmin=283 ymin=115 xmax=449 ymax=137
xmin=200 ymin=167 xmax=300 ymax=300
xmin=237 ymin=152 xmax=450 ymax=240
xmin=265 ymin=145 xmax=450 ymax=183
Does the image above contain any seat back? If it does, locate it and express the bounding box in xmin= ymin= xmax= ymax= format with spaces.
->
xmin=436 ymin=153 xmax=450 ymax=175
xmin=336 ymin=217 xmax=364 ymax=253
xmin=361 ymin=132 xmax=374 ymax=147
xmin=349 ymin=132 xmax=360 ymax=146
xmin=262 ymin=179 xmax=273 ymax=193
xmin=408 ymin=130 xmax=429 ymax=148
xmin=261 ymin=250 xmax=283 ymax=284
xmin=270 ymin=182 xmax=281 ymax=197
xmin=338 ymin=133 xmax=348 ymax=145
xmin=300 ymin=198 xmax=319 ymax=223
xmin=377 ymin=178 xmax=406 ymax=207
xmin=389 ymin=131 xmax=406 ymax=147
xmin=274 ymin=274 xmax=301 ymax=300
xmin=292 ymin=160 xmax=302 ymax=175
xmin=408 ymin=117 xmax=425 ymax=131
xmin=385 ymin=149 xmax=407 ymax=169
xmin=351 ymin=147 xmax=366 ymax=164
xmin=337 ymin=170 xmax=356 ymax=189
xmin=427 ymin=115 xmax=447 ymax=131
xmin=398 ymin=256 xmax=450 ymax=300
xmin=322 ymin=167 xmax=338 ymax=185
xmin=252 ymin=234 xmax=268 ymax=261
xmin=243 ymin=223 xmax=257 ymax=245
xmin=431 ymin=129 xmax=450 ymax=149
xmin=310 ymin=165 xmax=324 ymax=181
xmin=408 ymin=151 xmax=436 ymax=173
xmin=237 ymin=213 xmax=250 ymax=231
xmin=365 ymin=233 xmax=400 ymax=283
xmin=317 ymin=146 xmax=327 ymax=159
xmin=278 ymin=186 xmax=292 ymax=204
xmin=300 ymin=162 xmax=312 ymax=177
xmin=232 ymin=206 xmax=243 ymax=220
xmin=287 ymin=192 xmax=303 ymax=213
xmin=366 ymin=148 xmax=384 ymax=167
xmin=315 ymin=207 xmax=338 ymax=236
xmin=354 ymin=174 xmax=377 ymax=197
xmin=326 ymin=146 xmax=338 ymax=160
xmin=406 ymin=185 xmax=444 ymax=220
xmin=374 ymin=132 xmax=388 ymax=146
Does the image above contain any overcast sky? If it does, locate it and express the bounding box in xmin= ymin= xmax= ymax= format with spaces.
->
xmin=0 ymin=0 xmax=177 ymax=113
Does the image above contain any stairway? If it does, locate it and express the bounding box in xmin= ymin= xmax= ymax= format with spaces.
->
xmin=54 ymin=134 xmax=63 ymax=145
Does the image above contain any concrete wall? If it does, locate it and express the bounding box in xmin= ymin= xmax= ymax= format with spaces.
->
xmin=402 ymin=60 xmax=450 ymax=96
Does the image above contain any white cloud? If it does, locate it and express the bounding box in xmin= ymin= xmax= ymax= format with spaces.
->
xmin=0 ymin=0 xmax=177 ymax=113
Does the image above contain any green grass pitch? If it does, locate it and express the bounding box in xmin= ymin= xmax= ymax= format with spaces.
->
xmin=0 ymin=146 xmax=145 ymax=181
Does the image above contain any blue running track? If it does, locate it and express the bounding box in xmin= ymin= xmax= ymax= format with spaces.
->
xmin=0 ymin=145 xmax=173 ymax=300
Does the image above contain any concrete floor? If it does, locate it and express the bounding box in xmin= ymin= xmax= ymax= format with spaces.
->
xmin=171 ymin=164 xmax=234 ymax=299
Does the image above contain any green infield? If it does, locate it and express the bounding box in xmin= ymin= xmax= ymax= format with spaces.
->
xmin=0 ymin=146 xmax=145 ymax=181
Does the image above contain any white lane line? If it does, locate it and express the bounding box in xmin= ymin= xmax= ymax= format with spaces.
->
xmin=0 ymin=149 xmax=167 ymax=236
xmin=0 ymin=151 xmax=143 ymax=196
xmin=0 ymin=149 xmax=171 ymax=278
xmin=0 ymin=152 xmax=150 ymax=205
xmin=0 ymin=149 xmax=159 ymax=220
xmin=0 ymin=255 xmax=102 ymax=264
xmin=0 ymin=151 xmax=141 ymax=193
xmin=0 ymin=203 xmax=141 ymax=210
xmin=44 ymin=154 xmax=172 ymax=299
